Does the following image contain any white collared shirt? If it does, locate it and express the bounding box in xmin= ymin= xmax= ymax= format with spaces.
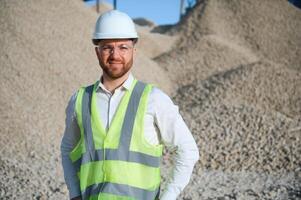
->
xmin=61 ymin=74 xmax=199 ymax=200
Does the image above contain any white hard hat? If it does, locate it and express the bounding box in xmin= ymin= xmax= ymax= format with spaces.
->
xmin=92 ymin=10 xmax=138 ymax=45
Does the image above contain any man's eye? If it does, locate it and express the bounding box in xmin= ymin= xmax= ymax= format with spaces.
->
xmin=102 ymin=46 xmax=111 ymax=50
xmin=120 ymin=46 xmax=129 ymax=50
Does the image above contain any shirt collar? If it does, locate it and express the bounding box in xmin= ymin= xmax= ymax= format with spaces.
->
xmin=122 ymin=73 xmax=134 ymax=90
xmin=96 ymin=73 xmax=135 ymax=92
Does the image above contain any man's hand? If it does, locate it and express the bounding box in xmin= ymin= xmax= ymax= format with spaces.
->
xmin=71 ymin=196 xmax=81 ymax=200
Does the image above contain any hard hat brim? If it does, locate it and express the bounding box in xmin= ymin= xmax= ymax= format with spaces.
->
xmin=92 ymin=38 xmax=138 ymax=45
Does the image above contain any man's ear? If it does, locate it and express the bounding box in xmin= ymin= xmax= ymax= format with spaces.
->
xmin=133 ymin=47 xmax=137 ymax=55
xmin=95 ymin=47 xmax=100 ymax=58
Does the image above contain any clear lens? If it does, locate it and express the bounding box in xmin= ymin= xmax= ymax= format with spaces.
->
xmin=99 ymin=44 xmax=133 ymax=55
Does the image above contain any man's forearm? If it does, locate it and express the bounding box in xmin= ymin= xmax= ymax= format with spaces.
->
xmin=71 ymin=196 xmax=81 ymax=200
xmin=61 ymin=93 xmax=82 ymax=198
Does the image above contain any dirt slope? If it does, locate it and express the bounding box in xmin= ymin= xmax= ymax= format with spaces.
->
xmin=0 ymin=0 xmax=173 ymax=199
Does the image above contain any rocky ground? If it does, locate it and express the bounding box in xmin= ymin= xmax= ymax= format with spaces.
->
xmin=167 ymin=62 xmax=301 ymax=200
xmin=179 ymin=170 xmax=301 ymax=200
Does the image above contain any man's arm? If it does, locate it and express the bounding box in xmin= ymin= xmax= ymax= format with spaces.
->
xmin=152 ymin=88 xmax=199 ymax=200
xmin=60 ymin=93 xmax=82 ymax=199
xmin=71 ymin=197 xmax=81 ymax=200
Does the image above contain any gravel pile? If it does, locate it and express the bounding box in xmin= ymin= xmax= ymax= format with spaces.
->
xmin=0 ymin=0 xmax=300 ymax=199
xmin=173 ymin=61 xmax=300 ymax=172
xmin=0 ymin=0 xmax=172 ymax=199
xmin=157 ymin=0 xmax=301 ymax=199
xmin=160 ymin=62 xmax=301 ymax=199
xmin=156 ymin=0 xmax=301 ymax=86
xmin=179 ymin=170 xmax=301 ymax=200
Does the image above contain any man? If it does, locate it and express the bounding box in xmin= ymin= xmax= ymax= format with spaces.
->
xmin=61 ymin=10 xmax=199 ymax=200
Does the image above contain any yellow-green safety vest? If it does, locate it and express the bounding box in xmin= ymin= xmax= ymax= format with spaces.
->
xmin=69 ymin=79 xmax=163 ymax=200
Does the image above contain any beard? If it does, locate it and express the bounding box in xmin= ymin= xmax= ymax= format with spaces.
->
xmin=99 ymin=57 xmax=133 ymax=80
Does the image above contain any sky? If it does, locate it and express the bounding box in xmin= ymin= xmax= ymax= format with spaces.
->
xmin=84 ymin=0 xmax=196 ymax=25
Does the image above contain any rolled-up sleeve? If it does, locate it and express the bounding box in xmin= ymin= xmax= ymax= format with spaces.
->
xmin=60 ymin=93 xmax=81 ymax=199
xmin=152 ymin=88 xmax=199 ymax=200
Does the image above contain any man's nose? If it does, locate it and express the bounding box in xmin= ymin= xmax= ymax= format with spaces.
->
xmin=110 ymin=48 xmax=121 ymax=58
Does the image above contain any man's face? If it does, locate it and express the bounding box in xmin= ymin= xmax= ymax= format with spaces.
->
xmin=95 ymin=39 xmax=135 ymax=80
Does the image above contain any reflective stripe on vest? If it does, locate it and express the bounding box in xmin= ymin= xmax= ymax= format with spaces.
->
xmin=70 ymin=80 xmax=162 ymax=200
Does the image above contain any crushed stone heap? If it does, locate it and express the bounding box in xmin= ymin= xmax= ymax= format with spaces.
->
xmin=156 ymin=0 xmax=301 ymax=86
xmin=0 ymin=0 xmax=300 ymax=199
xmin=0 ymin=0 xmax=172 ymax=199
xmin=157 ymin=0 xmax=301 ymax=199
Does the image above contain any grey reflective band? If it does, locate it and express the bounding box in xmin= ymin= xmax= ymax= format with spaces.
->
xmin=105 ymin=149 xmax=160 ymax=167
xmin=82 ymin=182 xmax=159 ymax=200
xmin=77 ymin=81 xmax=160 ymax=200
xmin=73 ymin=149 xmax=105 ymax=171
xmin=74 ymin=148 xmax=160 ymax=168
xmin=81 ymin=85 xmax=96 ymax=161
xmin=119 ymin=81 xmax=146 ymax=151
xmin=75 ymin=81 xmax=159 ymax=168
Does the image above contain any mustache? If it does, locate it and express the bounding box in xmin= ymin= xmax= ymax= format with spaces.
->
xmin=108 ymin=58 xmax=123 ymax=63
